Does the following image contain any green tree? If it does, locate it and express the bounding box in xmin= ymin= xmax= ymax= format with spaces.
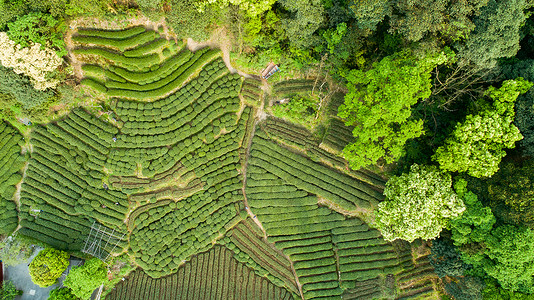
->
xmin=338 ymin=49 xmax=452 ymax=170
xmin=456 ymin=0 xmax=529 ymax=69
xmin=6 ymin=11 xmax=67 ymax=57
xmin=48 ymin=287 xmax=79 ymax=300
xmin=348 ymin=0 xmax=391 ymax=32
xmin=278 ymin=0 xmax=325 ymax=49
xmin=449 ymin=179 xmax=496 ymax=246
xmin=429 ymin=238 xmax=470 ymax=278
xmin=375 ymin=164 xmax=465 ymax=242
xmin=433 ymin=78 xmax=532 ymax=178
xmin=29 ymin=248 xmax=69 ymax=287
xmin=389 ymin=0 xmax=488 ymax=42
xmin=0 ymin=280 xmax=22 ymax=300
xmin=480 ymin=225 xmax=534 ymax=293
xmin=64 ymin=258 xmax=107 ymax=300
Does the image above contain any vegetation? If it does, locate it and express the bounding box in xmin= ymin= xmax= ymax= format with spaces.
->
xmin=0 ymin=281 xmax=23 ymax=300
xmin=0 ymin=0 xmax=532 ymax=298
xmin=64 ymin=258 xmax=107 ymax=299
xmin=28 ymin=248 xmax=70 ymax=287
xmin=375 ymin=164 xmax=465 ymax=242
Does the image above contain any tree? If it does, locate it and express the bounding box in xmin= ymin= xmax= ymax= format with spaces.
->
xmin=479 ymin=225 xmax=534 ymax=293
xmin=0 ymin=32 xmax=63 ymax=90
xmin=0 ymin=235 xmax=35 ymax=266
xmin=48 ymin=287 xmax=79 ymax=300
xmin=449 ymin=179 xmax=496 ymax=246
xmin=389 ymin=0 xmax=488 ymax=42
xmin=167 ymin=0 xmax=223 ymax=41
xmin=348 ymin=0 xmax=390 ymax=32
xmin=6 ymin=11 xmax=67 ymax=57
xmin=338 ymin=49 xmax=452 ymax=170
xmin=433 ymin=78 xmax=532 ymax=177
xmin=456 ymin=0 xmax=529 ymax=69
xmin=64 ymin=258 xmax=107 ymax=300
xmin=29 ymin=248 xmax=70 ymax=287
xmin=429 ymin=238 xmax=470 ymax=278
xmin=0 ymin=280 xmax=22 ymax=300
xmin=278 ymin=0 xmax=325 ymax=49
xmin=375 ymin=164 xmax=465 ymax=242
xmin=445 ymin=276 xmax=485 ymax=300
xmin=486 ymin=160 xmax=534 ymax=228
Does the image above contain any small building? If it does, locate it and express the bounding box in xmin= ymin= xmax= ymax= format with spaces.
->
xmin=261 ymin=62 xmax=279 ymax=80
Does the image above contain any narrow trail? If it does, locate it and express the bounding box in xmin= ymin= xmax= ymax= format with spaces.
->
xmin=13 ymin=161 xmax=29 ymax=233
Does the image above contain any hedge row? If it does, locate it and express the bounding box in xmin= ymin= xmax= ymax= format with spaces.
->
xmin=252 ymin=131 xmax=382 ymax=207
xmin=73 ymin=47 xmax=161 ymax=72
xmin=106 ymin=49 xmax=222 ymax=100
xmin=73 ymin=30 xmax=157 ymax=52
xmin=76 ymin=26 xmax=146 ymax=39
xmin=0 ymin=122 xmax=25 ymax=235
xmin=106 ymin=246 xmax=295 ymax=300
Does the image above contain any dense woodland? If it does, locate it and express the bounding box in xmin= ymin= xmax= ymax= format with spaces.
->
xmin=0 ymin=0 xmax=533 ymax=299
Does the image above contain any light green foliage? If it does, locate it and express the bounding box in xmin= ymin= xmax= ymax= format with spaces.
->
xmin=6 ymin=11 xmax=67 ymax=57
xmin=338 ymin=49 xmax=452 ymax=170
xmin=29 ymin=248 xmax=70 ymax=287
xmin=48 ymin=288 xmax=78 ymax=300
xmin=480 ymin=225 xmax=534 ymax=293
xmin=271 ymin=96 xmax=318 ymax=128
xmin=449 ymin=179 xmax=496 ymax=246
xmin=456 ymin=0 xmax=529 ymax=69
xmin=64 ymin=258 xmax=107 ymax=300
xmin=200 ymin=0 xmax=276 ymax=17
xmin=433 ymin=78 xmax=532 ymax=178
xmin=278 ymin=0 xmax=325 ymax=49
xmin=375 ymin=164 xmax=465 ymax=242
xmin=0 ymin=280 xmax=23 ymax=300
xmin=0 ymin=236 xmax=35 ymax=266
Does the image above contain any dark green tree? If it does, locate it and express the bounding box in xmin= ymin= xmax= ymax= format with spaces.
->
xmin=389 ymin=0 xmax=488 ymax=42
xmin=486 ymin=160 xmax=534 ymax=228
xmin=449 ymin=179 xmax=496 ymax=246
xmin=456 ymin=0 xmax=530 ymax=69
xmin=278 ymin=0 xmax=325 ymax=49
xmin=429 ymin=238 xmax=470 ymax=278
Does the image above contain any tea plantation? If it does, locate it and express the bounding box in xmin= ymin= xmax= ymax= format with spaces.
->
xmin=3 ymin=26 xmax=442 ymax=299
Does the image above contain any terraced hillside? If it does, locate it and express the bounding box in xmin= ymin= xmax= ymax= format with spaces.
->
xmin=9 ymin=25 xmax=443 ymax=299
xmin=0 ymin=122 xmax=26 ymax=236
xmin=106 ymin=246 xmax=294 ymax=300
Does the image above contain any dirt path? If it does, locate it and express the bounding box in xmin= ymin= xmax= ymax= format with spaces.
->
xmin=186 ymin=27 xmax=254 ymax=79
xmin=13 ymin=162 xmax=29 ymax=233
